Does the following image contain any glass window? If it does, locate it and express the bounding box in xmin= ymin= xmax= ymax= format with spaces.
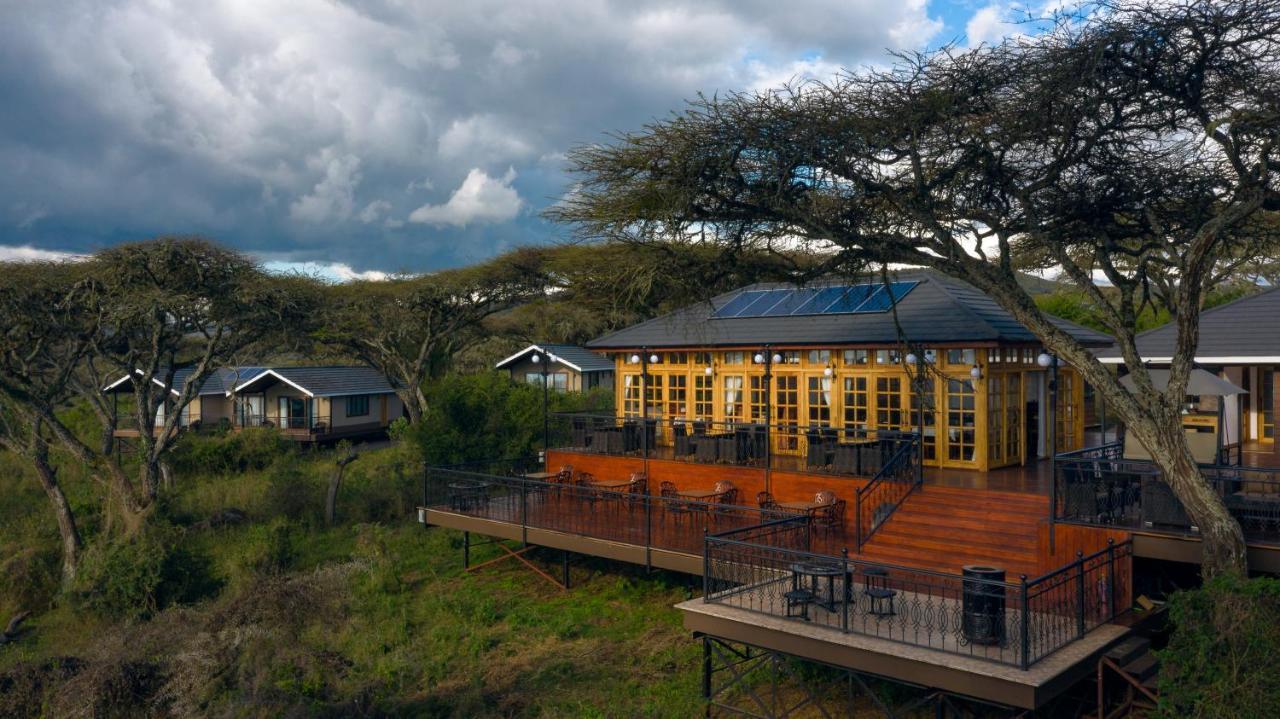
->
xmin=875 ymin=349 xmax=902 ymax=365
xmin=666 ymin=352 xmax=687 ymax=364
xmin=694 ymin=351 xmax=713 ymax=365
xmin=749 ymin=376 xmax=767 ymax=421
xmin=723 ymin=376 xmax=744 ymax=421
xmin=346 ymin=395 xmax=370 ymax=417
xmin=807 ymin=376 xmax=833 ymax=427
xmin=947 ymin=349 xmax=976 ymax=365
xmin=723 ymin=351 xmax=745 ymax=365
xmin=623 ymin=374 xmax=641 ymax=417
xmin=842 ymin=349 xmax=869 ymax=366
xmin=842 ymin=376 xmax=869 ymax=433
xmin=807 ymin=349 xmax=832 ymax=365
xmin=778 ymin=351 xmax=801 ymax=365
xmin=875 ymin=376 xmax=904 ymax=428
xmin=694 ymin=375 xmax=714 ymax=420
xmin=946 ymin=379 xmax=977 ymax=462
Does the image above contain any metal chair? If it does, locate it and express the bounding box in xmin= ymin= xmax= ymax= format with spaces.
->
xmin=660 ymin=481 xmax=693 ymax=526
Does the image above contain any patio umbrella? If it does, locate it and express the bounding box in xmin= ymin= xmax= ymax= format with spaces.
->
xmin=1118 ymin=368 xmax=1247 ymax=396
xmin=1120 ymin=368 xmax=1247 ymax=465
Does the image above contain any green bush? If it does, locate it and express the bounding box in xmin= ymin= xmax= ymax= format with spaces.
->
xmin=1156 ymin=574 xmax=1280 ymax=719
xmin=170 ymin=428 xmax=293 ymax=475
xmin=73 ymin=527 xmax=223 ymax=620
xmin=234 ymin=518 xmax=298 ymax=576
xmin=262 ymin=456 xmax=323 ymax=524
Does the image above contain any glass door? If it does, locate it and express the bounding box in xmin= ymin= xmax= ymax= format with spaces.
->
xmin=774 ymin=374 xmax=800 ymax=453
xmin=279 ymin=397 xmax=309 ymax=430
xmin=1263 ymin=369 xmax=1275 ymax=442
xmin=945 ymin=378 xmax=977 ymax=464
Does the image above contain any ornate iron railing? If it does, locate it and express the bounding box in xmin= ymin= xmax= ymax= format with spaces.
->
xmin=1055 ymin=443 xmax=1280 ymax=543
xmin=704 ymin=526 xmax=1132 ymax=670
xmin=853 ymin=433 xmax=921 ymax=551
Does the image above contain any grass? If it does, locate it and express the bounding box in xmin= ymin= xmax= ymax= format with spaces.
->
xmin=0 ymin=438 xmax=704 ymax=717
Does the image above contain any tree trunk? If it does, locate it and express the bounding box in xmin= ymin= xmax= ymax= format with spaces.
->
xmin=325 ymin=448 xmax=360 ymax=526
xmin=1136 ymin=416 xmax=1248 ymax=577
xmin=31 ymin=449 xmax=81 ymax=587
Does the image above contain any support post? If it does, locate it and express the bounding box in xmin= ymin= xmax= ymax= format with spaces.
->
xmin=1106 ymin=538 xmax=1116 ymax=619
xmin=763 ymin=346 xmax=772 ymax=495
xmin=641 ymin=347 xmax=650 ymax=478
xmin=1075 ymin=549 xmax=1086 ymax=638
xmin=1019 ymin=574 xmax=1030 ymax=670
xmin=562 ymin=549 xmax=570 ymax=589
xmin=702 ymin=636 xmax=712 ymax=702
xmin=1048 ymin=357 xmax=1059 ymax=554
xmin=464 ymin=531 xmax=471 ymax=569
xmin=542 ymin=357 xmax=549 ymax=454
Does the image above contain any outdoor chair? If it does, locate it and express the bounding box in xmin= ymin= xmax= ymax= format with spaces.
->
xmin=625 ymin=472 xmax=648 ymax=514
xmin=814 ymin=499 xmax=846 ymax=536
xmin=756 ymin=491 xmax=778 ymax=510
xmin=863 ymin=568 xmax=897 ymax=617
xmin=574 ymin=471 xmax=605 ymax=510
xmin=784 ymin=587 xmax=814 ymax=621
xmin=660 ymin=481 xmax=693 ymax=526
xmin=713 ymin=481 xmax=738 ymax=526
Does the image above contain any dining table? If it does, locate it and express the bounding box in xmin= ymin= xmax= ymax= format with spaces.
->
xmin=523 ymin=471 xmax=558 ymax=481
xmin=678 ymin=488 xmax=723 ymax=500
xmin=588 ymin=478 xmax=633 ymax=490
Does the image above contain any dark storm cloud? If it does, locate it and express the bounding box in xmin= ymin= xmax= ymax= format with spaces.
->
xmin=0 ymin=0 xmax=945 ymax=272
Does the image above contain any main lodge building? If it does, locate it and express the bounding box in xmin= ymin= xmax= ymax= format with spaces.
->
xmin=587 ymin=269 xmax=1113 ymax=472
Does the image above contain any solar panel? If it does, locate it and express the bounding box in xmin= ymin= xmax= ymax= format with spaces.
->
xmin=822 ymin=285 xmax=879 ymax=314
xmin=854 ymin=281 xmax=917 ymax=312
xmin=712 ymin=290 xmax=768 ymax=318
xmin=711 ymin=281 xmax=918 ymax=319
xmin=761 ymin=288 xmax=821 ymax=316
xmin=791 ymin=286 xmax=847 ymax=314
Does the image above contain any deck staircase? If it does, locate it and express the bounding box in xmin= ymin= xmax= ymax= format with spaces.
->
xmin=1097 ymin=635 xmax=1159 ymax=717
xmin=853 ymin=485 xmax=1048 ymax=577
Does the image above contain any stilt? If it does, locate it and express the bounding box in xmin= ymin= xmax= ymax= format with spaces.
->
xmin=463 ymin=531 xmax=470 ymax=569
xmin=562 ymin=549 xmax=571 ymax=589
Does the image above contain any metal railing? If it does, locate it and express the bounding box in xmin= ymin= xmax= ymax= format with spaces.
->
xmin=422 ymin=459 xmax=794 ymax=558
xmin=1056 ymin=443 xmax=1280 ymax=543
xmin=853 ymin=434 xmax=921 ymax=550
xmin=550 ymin=411 xmax=917 ymax=479
xmin=704 ymin=525 xmax=1132 ymax=669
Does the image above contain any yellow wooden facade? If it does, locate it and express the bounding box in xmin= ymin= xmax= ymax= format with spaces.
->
xmin=612 ymin=346 xmax=1084 ymax=472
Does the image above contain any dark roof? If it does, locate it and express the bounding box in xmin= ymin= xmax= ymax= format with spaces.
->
xmin=587 ymin=269 xmax=1114 ymax=350
xmin=494 ymin=344 xmax=614 ymax=373
xmin=238 ymin=366 xmax=398 ymax=397
xmin=1096 ymin=286 xmax=1280 ymax=363
xmin=104 ymin=365 xmax=395 ymax=397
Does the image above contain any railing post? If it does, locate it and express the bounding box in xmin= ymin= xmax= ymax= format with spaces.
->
xmin=645 ymin=492 xmax=653 ymax=571
xmin=422 ymin=462 xmax=429 ymax=508
xmin=1106 ymin=539 xmax=1116 ymax=620
xmin=841 ymin=547 xmax=850 ymax=633
xmin=702 ymin=528 xmax=710 ymax=600
xmin=1020 ymin=574 xmax=1030 ymax=670
xmin=854 ymin=492 xmax=863 ymax=552
xmin=1075 ymin=549 xmax=1086 ymax=638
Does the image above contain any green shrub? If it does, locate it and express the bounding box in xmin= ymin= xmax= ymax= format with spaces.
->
xmin=74 ymin=527 xmax=222 ymax=620
xmin=262 ymin=456 xmax=322 ymax=524
xmin=233 ymin=518 xmax=298 ymax=577
xmin=1156 ymin=574 xmax=1280 ymax=719
xmin=170 ymin=428 xmax=292 ymax=475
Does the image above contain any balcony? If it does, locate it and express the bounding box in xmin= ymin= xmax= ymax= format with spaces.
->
xmin=1055 ymin=442 xmax=1280 ymax=546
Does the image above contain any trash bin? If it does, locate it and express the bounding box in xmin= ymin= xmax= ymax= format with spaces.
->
xmin=962 ymin=565 xmax=1006 ymax=645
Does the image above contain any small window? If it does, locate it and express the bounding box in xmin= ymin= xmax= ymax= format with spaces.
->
xmin=842 ymin=349 xmax=869 ymax=365
xmin=779 ymin=351 xmax=801 ymax=365
xmin=666 ymin=352 xmax=687 ymax=364
xmin=346 ymin=395 xmax=370 ymax=417
xmin=694 ymin=351 xmax=713 ymax=365
xmin=947 ymin=349 xmax=976 ymax=365
xmin=722 ymin=351 xmax=745 ymax=365
xmin=875 ymin=349 xmax=901 ymax=365
xmin=807 ymin=349 xmax=831 ymax=365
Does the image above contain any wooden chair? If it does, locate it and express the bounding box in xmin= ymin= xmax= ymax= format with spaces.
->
xmin=756 ymin=491 xmax=778 ymax=510
xmin=625 ymin=472 xmax=648 ymax=513
xmin=814 ymin=498 xmax=847 ymax=536
xmin=574 ymin=471 xmax=602 ymax=509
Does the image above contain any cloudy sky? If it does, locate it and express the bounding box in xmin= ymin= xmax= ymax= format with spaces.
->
xmin=0 ymin=0 xmax=1028 ymax=278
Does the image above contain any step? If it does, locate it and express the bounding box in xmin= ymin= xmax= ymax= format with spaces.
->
xmin=1106 ymin=636 xmax=1151 ymax=666
xmin=1123 ymin=654 xmax=1159 ymax=682
xmin=862 ymin=534 xmax=1037 ymax=559
xmin=874 ymin=519 xmax=1039 ymax=541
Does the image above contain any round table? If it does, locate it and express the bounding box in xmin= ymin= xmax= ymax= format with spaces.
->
xmin=789 ymin=560 xmax=850 ymax=613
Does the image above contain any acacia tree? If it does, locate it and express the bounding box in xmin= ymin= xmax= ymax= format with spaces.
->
xmin=22 ymin=239 xmax=312 ymax=527
xmin=0 ymin=261 xmax=93 ymax=585
xmin=318 ymin=249 xmax=544 ymax=423
xmin=555 ymin=0 xmax=1280 ymax=576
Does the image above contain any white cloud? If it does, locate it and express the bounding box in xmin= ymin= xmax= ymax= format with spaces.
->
xmin=966 ymin=4 xmax=1015 ymax=47
xmin=438 ymin=114 xmax=536 ymax=165
xmin=289 ymin=150 xmax=362 ymax=223
xmin=409 ymin=168 xmax=523 ymax=227
xmin=358 ymin=199 xmax=392 ymax=224
xmin=262 ymin=259 xmax=390 ymax=282
xmin=0 ymin=244 xmax=83 ymax=262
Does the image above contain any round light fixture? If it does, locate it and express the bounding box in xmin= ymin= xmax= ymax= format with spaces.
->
xmin=905 ymin=352 xmax=918 ymax=366
xmin=970 ymin=365 xmax=982 ymax=380
xmin=704 ymin=366 xmax=714 ymax=376
xmin=629 ymin=354 xmax=641 ymax=364
xmin=1036 ymin=352 xmax=1053 ymax=368
xmin=649 ymin=354 xmax=660 ymax=364
xmin=771 ymin=353 xmax=783 ymax=364
xmin=823 ymin=366 xmax=833 ymax=377
xmin=753 ymin=353 xmax=765 ymax=364
xmin=530 ymin=354 xmax=541 ymax=364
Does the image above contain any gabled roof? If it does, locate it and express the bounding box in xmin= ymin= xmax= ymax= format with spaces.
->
xmin=494 ymin=344 xmax=614 ymax=373
xmin=233 ymin=366 xmax=397 ymax=398
xmin=1096 ymin=286 xmax=1280 ymax=364
xmin=586 ymin=269 xmax=1114 ymax=350
xmin=102 ymin=367 xmax=248 ymax=396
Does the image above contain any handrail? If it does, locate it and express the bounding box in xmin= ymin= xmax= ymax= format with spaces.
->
xmin=853 ymin=433 xmax=921 ymax=551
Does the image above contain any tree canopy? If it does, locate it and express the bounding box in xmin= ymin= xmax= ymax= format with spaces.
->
xmin=554 ymin=0 xmax=1280 ymax=576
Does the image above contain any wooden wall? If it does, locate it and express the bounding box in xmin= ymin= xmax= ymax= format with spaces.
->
xmin=544 ymin=450 xmax=866 ymax=507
